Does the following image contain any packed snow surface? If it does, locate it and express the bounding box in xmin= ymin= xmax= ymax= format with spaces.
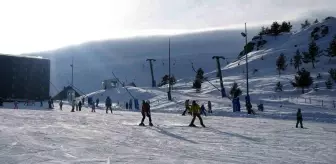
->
xmin=0 ymin=102 xmax=335 ymax=164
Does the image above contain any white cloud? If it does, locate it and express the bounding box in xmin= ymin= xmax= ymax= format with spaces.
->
xmin=0 ymin=0 xmax=335 ymax=54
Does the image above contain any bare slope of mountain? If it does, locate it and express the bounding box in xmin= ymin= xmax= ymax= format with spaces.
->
xmin=28 ymin=28 xmax=258 ymax=94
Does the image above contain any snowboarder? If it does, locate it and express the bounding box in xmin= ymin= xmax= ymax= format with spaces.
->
xmin=78 ymin=100 xmax=82 ymax=111
xmin=71 ymin=100 xmax=75 ymax=112
xmin=91 ymin=103 xmax=96 ymax=112
xmin=96 ymin=98 xmax=99 ymax=107
xmin=14 ymin=101 xmax=19 ymax=109
xmin=182 ymin=99 xmax=190 ymax=116
xmin=200 ymin=104 xmax=207 ymax=116
xmin=207 ymin=101 xmax=212 ymax=113
xmin=296 ymin=108 xmax=303 ymax=128
xmin=105 ymin=96 xmax=112 ymax=114
xmin=126 ymin=102 xmax=129 ymax=109
xmin=189 ymin=101 xmax=205 ymax=127
xmin=139 ymin=100 xmax=153 ymax=126
xmin=59 ymin=100 xmax=63 ymax=110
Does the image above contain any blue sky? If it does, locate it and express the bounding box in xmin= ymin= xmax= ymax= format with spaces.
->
xmin=0 ymin=0 xmax=335 ymax=54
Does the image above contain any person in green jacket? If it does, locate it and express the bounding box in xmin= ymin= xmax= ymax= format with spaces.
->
xmin=189 ymin=101 xmax=205 ymax=127
xmin=296 ymin=108 xmax=303 ymax=128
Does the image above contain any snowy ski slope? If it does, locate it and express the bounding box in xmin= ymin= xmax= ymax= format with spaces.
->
xmin=0 ymin=103 xmax=335 ymax=164
xmin=1 ymin=18 xmax=336 ymax=163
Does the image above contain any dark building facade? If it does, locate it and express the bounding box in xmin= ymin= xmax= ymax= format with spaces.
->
xmin=0 ymin=54 xmax=50 ymax=100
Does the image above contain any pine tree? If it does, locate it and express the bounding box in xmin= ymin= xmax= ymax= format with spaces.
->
xmin=291 ymin=69 xmax=313 ymax=93
xmin=293 ymin=50 xmax=302 ymax=71
xmin=259 ymin=26 xmax=266 ymax=35
xmin=196 ymin=68 xmax=205 ymax=82
xmin=329 ymin=68 xmax=336 ymax=82
xmin=325 ymin=35 xmax=336 ymax=62
xmin=279 ymin=21 xmax=292 ymax=32
xmin=276 ymin=53 xmax=287 ymax=76
xmin=301 ymin=19 xmax=311 ymax=29
xmin=192 ymin=68 xmax=204 ymax=91
xmin=229 ymin=82 xmax=242 ymax=98
xmin=314 ymin=19 xmax=319 ymax=24
xmin=302 ymin=41 xmax=320 ymax=68
xmin=275 ymin=81 xmax=283 ymax=92
xmin=158 ymin=75 xmax=176 ymax=87
xmin=325 ymin=78 xmax=333 ymax=89
xmin=271 ymin=21 xmax=281 ymax=36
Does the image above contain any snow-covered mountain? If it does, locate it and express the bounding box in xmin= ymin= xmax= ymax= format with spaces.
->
xmin=82 ymin=17 xmax=336 ymax=111
xmin=28 ymin=28 xmax=259 ymax=94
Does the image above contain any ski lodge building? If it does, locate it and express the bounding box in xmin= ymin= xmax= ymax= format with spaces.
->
xmin=0 ymin=54 xmax=50 ymax=101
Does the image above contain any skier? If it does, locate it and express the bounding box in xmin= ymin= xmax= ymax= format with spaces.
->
xmin=75 ymin=101 xmax=79 ymax=111
xmin=78 ymin=100 xmax=82 ymax=111
xmin=48 ymin=99 xmax=52 ymax=109
xmin=96 ymin=98 xmax=99 ymax=107
xmin=14 ymin=101 xmax=19 ymax=109
xmin=105 ymin=96 xmax=112 ymax=114
xmin=91 ymin=102 xmax=96 ymax=112
xmin=50 ymin=98 xmax=54 ymax=108
xmin=188 ymin=101 xmax=205 ymax=127
xmin=40 ymin=99 xmax=43 ymax=107
xmin=126 ymin=102 xmax=129 ymax=109
xmin=129 ymin=99 xmax=133 ymax=110
xmin=182 ymin=99 xmax=190 ymax=116
xmin=207 ymin=101 xmax=212 ymax=113
xmin=296 ymin=108 xmax=303 ymax=128
xmin=59 ymin=100 xmax=63 ymax=110
xmin=71 ymin=100 xmax=75 ymax=112
xmin=139 ymin=100 xmax=153 ymax=126
xmin=200 ymin=104 xmax=207 ymax=116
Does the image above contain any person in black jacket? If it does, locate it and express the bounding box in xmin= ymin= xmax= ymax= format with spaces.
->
xmin=78 ymin=101 xmax=82 ymax=111
xmin=105 ymin=96 xmax=112 ymax=114
xmin=139 ymin=100 xmax=153 ymax=126
xmin=296 ymin=108 xmax=303 ymax=128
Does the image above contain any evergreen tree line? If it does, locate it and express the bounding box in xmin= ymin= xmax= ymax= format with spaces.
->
xmin=259 ymin=21 xmax=292 ymax=36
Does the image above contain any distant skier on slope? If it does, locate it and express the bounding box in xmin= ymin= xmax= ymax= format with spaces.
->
xmin=200 ymin=104 xmax=207 ymax=116
xmin=189 ymin=101 xmax=205 ymax=127
xmin=14 ymin=101 xmax=19 ymax=109
xmin=105 ymin=96 xmax=112 ymax=114
xmin=78 ymin=100 xmax=82 ymax=111
xmin=71 ymin=100 xmax=75 ymax=112
xmin=96 ymin=98 xmax=99 ymax=107
xmin=139 ymin=100 xmax=153 ymax=126
xmin=129 ymin=99 xmax=133 ymax=110
xmin=182 ymin=99 xmax=190 ymax=116
xmin=296 ymin=108 xmax=303 ymax=128
xmin=207 ymin=101 xmax=212 ymax=113
xmin=91 ymin=102 xmax=96 ymax=112
xmin=59 ymin=100 xmax=63 ymax=110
